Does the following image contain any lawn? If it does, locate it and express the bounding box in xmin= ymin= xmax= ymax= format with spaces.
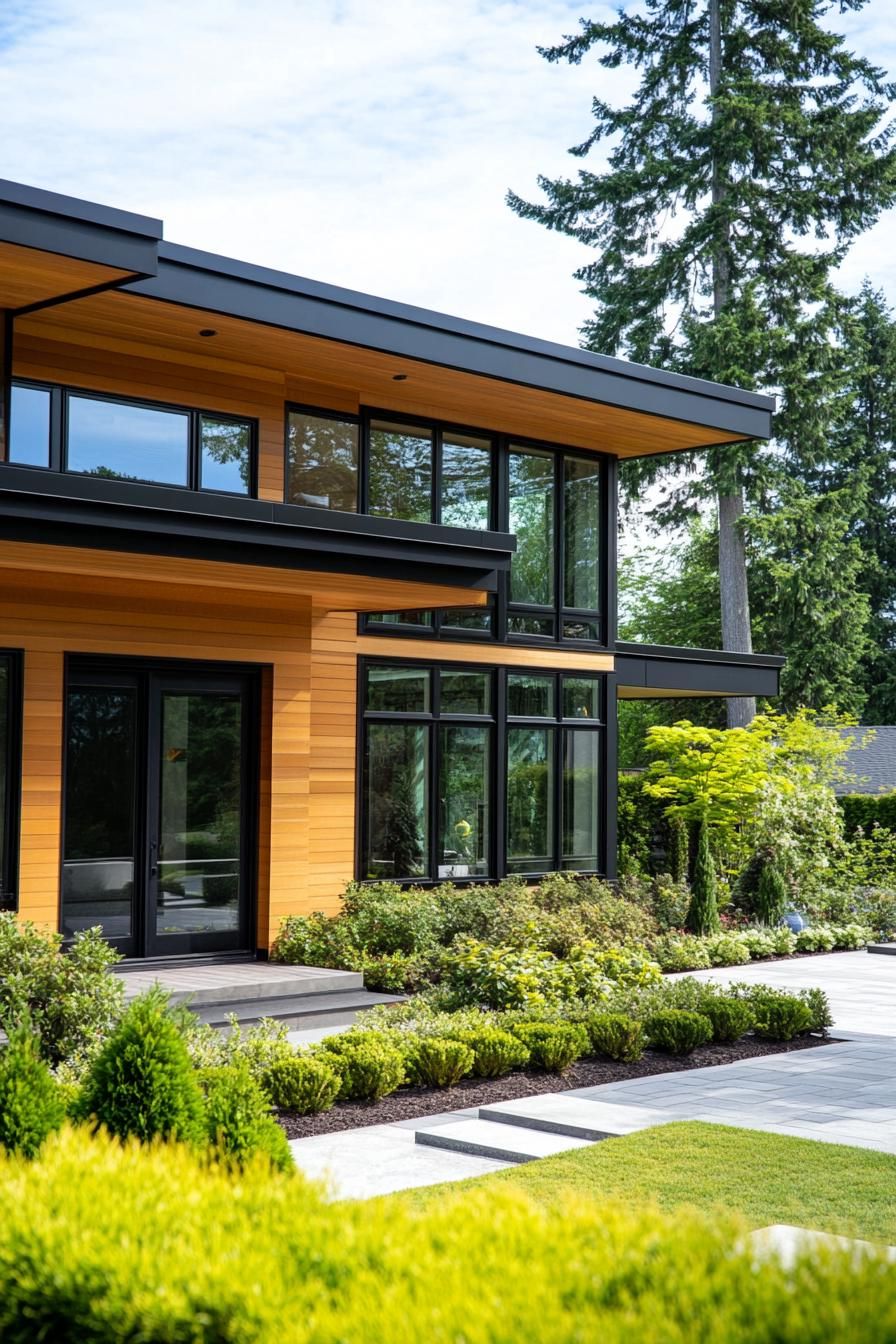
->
xmin=383 ymin=1121 xmax=896 ymax=1244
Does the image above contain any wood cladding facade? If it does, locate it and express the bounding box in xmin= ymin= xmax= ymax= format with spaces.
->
xmin=4 ymin=337 xmax=615 ymax=946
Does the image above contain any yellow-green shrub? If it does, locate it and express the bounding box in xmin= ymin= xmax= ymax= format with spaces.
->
xmin=0 ymin=1126 xmax=894 ymax=1343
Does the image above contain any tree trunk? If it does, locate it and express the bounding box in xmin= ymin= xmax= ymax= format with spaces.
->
xmin=710 ymin=0 xmax=756 ymax=727
xmin=718 ymin=489 xmax=756 ymax=726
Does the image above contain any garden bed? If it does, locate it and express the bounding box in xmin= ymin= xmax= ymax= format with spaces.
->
xmin=278 ymin=1031 xmax=835 ymax=1139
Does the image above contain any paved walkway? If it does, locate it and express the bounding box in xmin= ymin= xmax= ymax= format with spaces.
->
xmin=289 ymin=951 xmax=896 ymax=1198
xmin=676 ymin=950 xmax=896 ymax=1039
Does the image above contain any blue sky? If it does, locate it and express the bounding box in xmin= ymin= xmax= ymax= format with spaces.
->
xmin=2 ymin=0 xmax=895 ymax=349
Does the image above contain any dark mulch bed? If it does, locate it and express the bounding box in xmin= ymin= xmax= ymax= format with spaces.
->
xmin=278 ymin=1032 xmax=836 ymax=1140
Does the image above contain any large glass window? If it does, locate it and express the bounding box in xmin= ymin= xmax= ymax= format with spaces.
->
xmin=67 ymin=396 xmax=190 ymax=485
xmin=441 ymin=434 xmax=492 ymax=529
xmin=368 ymin=420 xmax=433 ymax=522
xmin=199 ymin=416 xmax=252 ymax=495
xmin=564 ymin=457 xmax=601 ymax=612
xmin=8 ymin=384 xmax=51 ymax=467
xmin=359 ymin=660 xmax=604 ymax=881
xmin=509 ymin=447 xmax=555 ymax=606
xmin=363 ymin=724 xmax=429 ymax=879
xmin=6 ymin=381 xmax=256 ymax=496
xmin=286 ymin=408 xmax=358 ymax=511
xmin=0 ymin=655 xmax=19 ymax=910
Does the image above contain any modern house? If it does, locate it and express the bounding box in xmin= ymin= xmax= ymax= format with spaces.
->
xmin=0 ymin=179 xmax=782 ymax=963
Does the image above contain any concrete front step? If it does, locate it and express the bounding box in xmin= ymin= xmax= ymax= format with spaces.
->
xmin=118 ymin=963 xmax=364 ymax=1007
xmin=195 ymin=988 xmax=405 ymax=1030
xmin=867 ymin=944 xmax=896 ymax=957
xmin=415 ymin=1118 xmax=591 ymax=1164
xmin=478 ymin=1095 xmax=677 ymax=1141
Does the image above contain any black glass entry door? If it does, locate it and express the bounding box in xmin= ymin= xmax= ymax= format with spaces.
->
xmin=62 ymin=664 xmax=256 ymax=958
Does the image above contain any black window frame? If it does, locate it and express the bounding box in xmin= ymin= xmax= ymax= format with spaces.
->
xmin=355 ymin=413 xmax=611 ymax=650
xmin=284 ymin=401 xmax=362 ymax=513
xmin=356 ymin=655 xmax=607 ymax=885
xmin=7 ymin=379 xmax=258 ymax=498
xmin=0 ymin=650 xmax=23 ymax=912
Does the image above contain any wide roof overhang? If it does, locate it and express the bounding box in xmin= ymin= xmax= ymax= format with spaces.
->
xmin=0 ymin=178 xmax=774 ymax=458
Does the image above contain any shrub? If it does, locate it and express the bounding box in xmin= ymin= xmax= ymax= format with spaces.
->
xmin=750 ymin=993 xmax=813 ymax=1041
xmin=510 ymin=1022 xmax=589 ymax=1072
xmin=318 ymin=1032 xmax=406 ymax=1102
xmin=262 ymin=1053 xmax=341 ymax=1114
xmin=341 ymin=881 xmax=442 ymax=956
xmin=590 ymin=946 xmax=662 ymax=988
xmin=199 ymin=1066 xmax=293 ymax=1172
xmin=451 ymin=1025 xmax=529 ymax=1078
xmin=756 ymin=862 xmax=788 ymax=926
xmin=798 ymin=987 xmax=833 ymax=1033
xmin=586 ymin=1012 xmax=645 ymax=1062
xmin=701 ymin=998 xmax=755 ymax=1044
xmin=4 ymin=1126 xmax=896 ymax=1344
xmin=361 ymin=951 xmax=430 ymax=993
xmin=74 ymin=988 xmax=206 ymax=1144
xmin=270 ymin=911 xmax=360 ymax=970
xmin=649 ymin=934 xmax=712 ymax=972
xmin=404 ymin=1036 xmax=474 ymax=1088
xmin=441 ymin=939 xmax=612 ymax=1010
xmin=0 ymin=1026 xmax=66 ymax=1158
xmin=795 ymin=925 xmax=836 ymax=953
xmin=646 ymin=1010 xmax=713 ymax=1055
xmin=0 ymin=915 xmax=124 ymax=1068
xmin=704 ymin=934 xmax=751 ymax=968
xmin=686 ymin=821 xmax=720 ymax=935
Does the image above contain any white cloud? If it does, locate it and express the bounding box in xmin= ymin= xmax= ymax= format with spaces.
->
xmin=1 ymin=0 xmax=894 ymax=348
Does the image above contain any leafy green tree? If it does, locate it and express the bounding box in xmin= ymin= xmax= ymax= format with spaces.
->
xmin=509 ymin=0 xmax=896 ymax=727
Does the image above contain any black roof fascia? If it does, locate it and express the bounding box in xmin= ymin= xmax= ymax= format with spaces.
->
xmin=0 ymin=179 xmax=162 ymax=279
xmin=121 ymin=245 xmax=774 ymax=442
xmin=0 ymin=465 xmax=511 ymax=592
xmin=615 ymin=640 xmax=784 ymax=698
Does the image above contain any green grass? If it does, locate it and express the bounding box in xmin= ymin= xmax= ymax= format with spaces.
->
xmin=384 ymin=1122 xmax=896 ymax=1244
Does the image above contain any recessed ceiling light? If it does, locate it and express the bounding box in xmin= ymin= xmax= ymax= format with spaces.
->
xmin=392 ymin=373 xmax=408 ymax=381
xmin=199 ymin=328 xmax=217 ymax=337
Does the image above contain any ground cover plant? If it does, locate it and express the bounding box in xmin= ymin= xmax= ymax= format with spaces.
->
xmin=387 ymin=1120 xmax=896 ymax=1247
xmin=1 ymin=1124 xmax=894 ymax=1343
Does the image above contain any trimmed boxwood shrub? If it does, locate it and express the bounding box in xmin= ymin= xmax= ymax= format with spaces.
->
xmin=200 ymin=1066 xmax=293 ymax=1172
xmin=318 ymin=1032 xmax=406 ymax=1102
xmin=510 ymin=1022 xmax=589 ymax=1073
xmin=0 ymin=1026 xmax=66 ymax=1158
xmin=646 ymin=1010 xmax=713 ymax=1056
xmin=451 ymin=1026 xmax=530 ymax=1078
xmin=586 ymin=1012 xmax=646 ymax=1063
xmin=701 ymin=999 xmax=755 ymax=1044
xmin=404 ymin=1037 xmax=474 ymax=1088
xmin=263 ymin=1054 xmax=341 ymax=1114
xmin=750 ymin=993 xmax=813 ymax=1041
xmin=74 ymin=988 xmax=206 ymax=1145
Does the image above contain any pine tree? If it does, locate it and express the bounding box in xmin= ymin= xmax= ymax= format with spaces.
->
xmin=509 ymin=1 xmax=896 ymax=726
xmin=686 ymin=819 xmax=720 ymax=935
xmin=668 ymin=816 xmax=690 ymax=885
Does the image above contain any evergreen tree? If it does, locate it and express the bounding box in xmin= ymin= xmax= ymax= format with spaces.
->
xmin=756 ymin=861 xmax=788 ymax=925
xmin=686 ymin=819 xmax=720 ymax=935
xmin=509 ymin=0 xmax=896 ymax=727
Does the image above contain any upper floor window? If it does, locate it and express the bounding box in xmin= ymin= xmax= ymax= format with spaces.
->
xmin=7 ymin=382 xmax=255 ymax=496
xmin=286 ymin=408 xmax=359 ymax=511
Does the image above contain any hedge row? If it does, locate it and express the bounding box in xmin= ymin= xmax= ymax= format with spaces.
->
xmin=838 ymin=792 xmax=896 ymax=837
xmin=0 ymin=1127 xmax=892 ymax=1343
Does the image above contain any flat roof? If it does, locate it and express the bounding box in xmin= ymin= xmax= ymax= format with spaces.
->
xmin=0 ymin=178 xmax=775 ymax=448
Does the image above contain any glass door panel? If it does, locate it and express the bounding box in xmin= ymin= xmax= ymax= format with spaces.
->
xmin=62 ymin=682 xmax=139 ymax=951
xmin=149 ymin=683 xmax=247 ymax=956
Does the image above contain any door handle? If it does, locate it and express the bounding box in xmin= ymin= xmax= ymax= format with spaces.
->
xmin=149 ymin=839 xmax=159 ymax=879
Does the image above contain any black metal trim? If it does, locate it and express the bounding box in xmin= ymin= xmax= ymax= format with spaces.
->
xmin=0 ymin=650 xmax=23 ymax=912
xmin=615 ymin=646 xmax=783 ymax=697
xmin=125 ymin=244 xmax=774 ymax=441
xmin=0 ymin=179 xmax=160 ymax=277
xmin=0 ymin=464 xmax=513 ymax=592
